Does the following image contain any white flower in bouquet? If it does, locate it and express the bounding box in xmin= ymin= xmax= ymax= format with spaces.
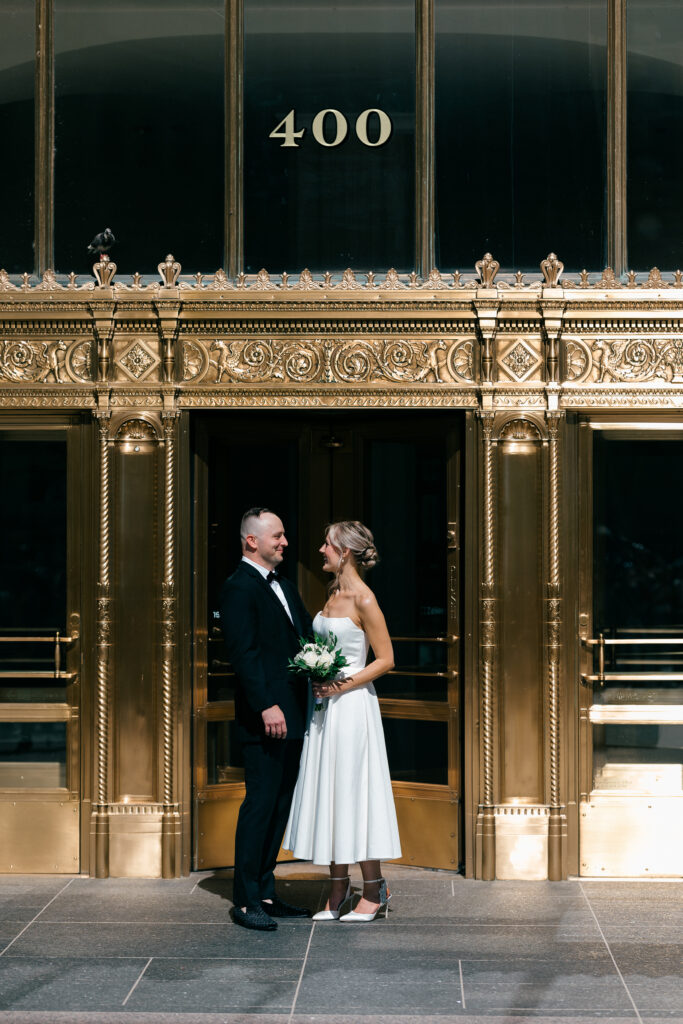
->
xmin=288 ymin=632 xmax=349 ymax=712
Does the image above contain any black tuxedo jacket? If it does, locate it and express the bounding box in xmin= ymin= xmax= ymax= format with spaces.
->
xmin=218 ymin=561 xmax=313 ymax=740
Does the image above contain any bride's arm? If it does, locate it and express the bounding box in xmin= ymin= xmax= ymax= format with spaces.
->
xmin=318 ymin=593 xmax=394 ymax=696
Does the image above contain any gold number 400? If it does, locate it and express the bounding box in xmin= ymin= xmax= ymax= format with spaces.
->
xmin=269 ymin=108 xmax=393 ymax=148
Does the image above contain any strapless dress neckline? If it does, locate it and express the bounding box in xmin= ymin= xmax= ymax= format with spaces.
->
xmin=316 ymin=612 xmax=363 ymax=630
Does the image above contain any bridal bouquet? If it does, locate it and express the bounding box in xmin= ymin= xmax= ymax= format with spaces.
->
xmin=288 ymin=633 xmax=349 ymax=712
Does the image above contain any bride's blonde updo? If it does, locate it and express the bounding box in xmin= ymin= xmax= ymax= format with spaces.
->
xmin=326 ymin=520 xmax=379 ymax=571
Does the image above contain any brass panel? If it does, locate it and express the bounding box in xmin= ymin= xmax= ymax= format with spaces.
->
xmin=108 ymin=809 xmax=163 ymax=878
xmin=495 ymin=805 xmax=549 ymax=881
xmin=580 ymin=796 xmax=683 ymax=877
xmin=196 ymin=792 xmax=241 ymax=870
xmin=498 ymin=429 xmax=544 ymax=803
xmin=392 ymin=790 xmax=459 ymax=870
xmin=0 ymin=800 xmax=79 ymax=873
xmin=113 ymin=435 xmax=159 ymax=801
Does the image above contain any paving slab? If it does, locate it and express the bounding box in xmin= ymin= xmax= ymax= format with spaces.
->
xmin=6 ymin=921 xmax=311 ymax=959
xmin=126 ymin=959 xmax=301 ymax=1013
xmin=460 ymin=960 xmax=635 ymax=1014
xmin=0 ymin=956 xmax=148 ymax=1011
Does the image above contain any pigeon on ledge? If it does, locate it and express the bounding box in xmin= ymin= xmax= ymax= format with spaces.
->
xmin=87 ymin=228 xmax=115 ymax=255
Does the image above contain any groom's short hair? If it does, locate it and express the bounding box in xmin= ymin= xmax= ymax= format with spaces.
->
xmin=240 ymin=507 xmax=273 ymax=545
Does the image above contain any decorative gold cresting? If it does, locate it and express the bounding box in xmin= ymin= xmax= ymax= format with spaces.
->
xmin=94 ymin=413 xmax=112 ymax=877
xmin=475 ymin=253 xmax=500 ymax=289
xmin=546 ymin=411 xmax=564 ymax=880
xmin=540 ymin=253 xmax=564 ymax=289
xmin=478 ymin=411 xmax=496 ymax=879
xmin=158 ymin=254 xmax=181 ymax=288
xmin=93 ymin=256 xmax=117 ymax=288
xmin=161 ymin=412 xmax=180 ymax=878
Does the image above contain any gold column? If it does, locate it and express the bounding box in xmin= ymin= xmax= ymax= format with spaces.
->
xmin=607 ymin=0 xmax=627 ymax=275
xmin=94 ymin=413 xmax=112 ymax=877
xmin=226 ymin=0 xmax=244 ymax=276
xmin=161 ymin=412 xmax=180 ymax=877
xmin=415 ymin=0 xmax=435 ymax=276
xmin=477 ymin=411 xmax=496 ymax=879
xmin=35 ymin=0 xmax=53 ymax=275
xmin=546 ymin=412 xmax=565 ymax=879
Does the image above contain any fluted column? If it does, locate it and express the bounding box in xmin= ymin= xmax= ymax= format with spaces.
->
xmin=478 ymin=411 xmax=497 ymax=879
xmin=161 ymin=412 xmax=180 ymax=877
xmin=94 ymin=414 xmax=112 ymax=877
xmin=546 ymin=412 xmax=565 ymax=879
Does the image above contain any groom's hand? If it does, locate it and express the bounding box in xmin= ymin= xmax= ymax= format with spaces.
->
xmin=262 ymin=704 xmax=287 ymax=739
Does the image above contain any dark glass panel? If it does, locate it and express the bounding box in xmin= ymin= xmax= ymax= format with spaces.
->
xmin=593 ymin=437 xmax=683 ymax=632
xmin=367 ymin=438 xmax=447 ymax=640
xmin=627 ymin=2 xmax=683 ymax=269
xmin=0 ymin=723 xmax=67 ymax=788
xmin=244 ymin=0 xmax=415 ymax=272
xmin=207 ymin=431 xmax=299 ymax=639
xmin=207 ymin=720 xmax=243 ymax=784
xmin=436 ymin=0 xmax=606 ymax=271
xmin=592 ymin=723 xmax=682 ymax=793
xmin=55 ymin=1 xmax=224 ymax=273
xmin=0 ymin=0 xmax=34 ymax=272
xmin=593 ymin=436 xmax=683 ymax=710
xmin=383 ymin=717 xmax=448 ymax=784
xmin=375 ymin=674 xmax=447 ymax=701
xmin=0 ymin=440 xmax=66 ymax=632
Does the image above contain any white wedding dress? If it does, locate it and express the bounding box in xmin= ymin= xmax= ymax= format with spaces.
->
xmin=283 ymin=613 xmax=402 ymax=865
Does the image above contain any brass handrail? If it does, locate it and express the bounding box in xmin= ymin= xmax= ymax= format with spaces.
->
xmin=581 ymin=631 xmax=683 ymax=687
xmin=582 ymin=637 xmax=683 ymax=646
xmin=0 ymin=632 xmax=76 ymax=680
xmin=0 ymin=671 xmax=76 ymax=680
xmin=390 ymin=635 xmax=457 ymax=644
xmin=582 ymin=673 xmax=683 ymax=683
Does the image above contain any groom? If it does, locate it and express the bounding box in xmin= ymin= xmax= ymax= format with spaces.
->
xmin=219 ymin=507 xmax=313 ymax=930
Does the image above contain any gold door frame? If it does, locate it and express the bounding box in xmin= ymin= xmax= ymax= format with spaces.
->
xmin=192 ymin=413 xmax=463 ymax=873
xmin=577 ymin=415 xmax=683 ymax=876
xmin=4 ymin=262 xmax=683 ymax=878
xmin=0 ymin=414 xmax=91 ymax=872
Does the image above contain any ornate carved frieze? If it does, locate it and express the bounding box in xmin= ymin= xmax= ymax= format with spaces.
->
xmin=564 ymin=336 xmax=683 ymax=385
xmin=182 ymin=336 xmax=477 ymax=386
xmin=0 ymin=338 xmax=94 ymax=383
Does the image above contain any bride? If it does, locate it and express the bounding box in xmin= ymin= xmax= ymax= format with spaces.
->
xmin=283 ymin=520 xmax=401 ymax=922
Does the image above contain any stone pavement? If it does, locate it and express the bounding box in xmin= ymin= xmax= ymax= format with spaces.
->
xmin=0 ymin=864 xmax=680 ymax=1024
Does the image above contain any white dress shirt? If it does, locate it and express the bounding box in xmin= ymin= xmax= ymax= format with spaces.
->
xmin=242 ymin=556 xmax=294 ymax=624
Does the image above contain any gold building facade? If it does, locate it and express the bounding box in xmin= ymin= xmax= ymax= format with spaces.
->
xmin=1 ymin=1 xmax=682 ymax=879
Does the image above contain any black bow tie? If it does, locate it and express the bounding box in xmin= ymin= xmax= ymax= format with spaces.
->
xmin=266 ymin=571 xmax=279 ymax=584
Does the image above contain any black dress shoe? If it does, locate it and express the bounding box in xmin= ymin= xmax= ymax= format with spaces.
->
xmin=233 ymin=906 xmax=277 ymax=931
xmin=261 ymin=896 xmax=311 ymax=918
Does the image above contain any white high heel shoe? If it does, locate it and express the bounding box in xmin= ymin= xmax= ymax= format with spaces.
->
xmin=339 ymin=878 xmax=391 ymax=922
xmin=312 ymin=876 xmax=352 ymax=921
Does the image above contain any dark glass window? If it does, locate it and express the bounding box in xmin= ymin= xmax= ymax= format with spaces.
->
xmin=0 ymin=438 xmax=66 ymax=632
xmin=627 ymin=2 xmax=683 ymax=269
xmin=436 ymin=0 xmax=606 ymax=271
xmin=0 ymin=0 xmax=34 ymax=272
xmin=54 ymin=0 xmax=224 ymax=274
xmin=244 ymin=0 xmax=415 ymax=272
xmin=383 ymin=718 xmax=448 ymax=784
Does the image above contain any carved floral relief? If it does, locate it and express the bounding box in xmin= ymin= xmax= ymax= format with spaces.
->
xmin=0 ymin=338 xmax=94 ymax=383
xmin=563 ymin=337 xmax=683 ymax=384
xmin=182 ymin=337 xmax=478 ymax=386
